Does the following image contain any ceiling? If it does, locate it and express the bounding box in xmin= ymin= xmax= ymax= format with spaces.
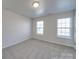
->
xmin=2 ymin=0 xmax=76 ymax=18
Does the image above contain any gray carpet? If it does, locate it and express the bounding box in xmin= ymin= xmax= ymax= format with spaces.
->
xmin=2 ymin=38 xmax=76 ymax=59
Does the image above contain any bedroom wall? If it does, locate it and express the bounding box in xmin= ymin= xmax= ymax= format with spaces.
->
xmin=32 ymin=10 xmax=75 ymax=48
xmin=2 ymin=9 xmax=32 ymax=48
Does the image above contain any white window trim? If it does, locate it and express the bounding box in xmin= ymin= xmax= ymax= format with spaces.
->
xmin=36 ymin=20 xmax=44 ymax=35
xmin=57 ymin=17 xmax=72 ymax=39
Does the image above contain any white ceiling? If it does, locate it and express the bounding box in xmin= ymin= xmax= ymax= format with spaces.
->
xmin=3 ymin=0 xmax=76 ymax=18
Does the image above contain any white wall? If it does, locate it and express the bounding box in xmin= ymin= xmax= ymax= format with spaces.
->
xmin=32 ymin=11 xmax=75 ymax=48
xmin=2 ymin=9 xmax=32 ymax=48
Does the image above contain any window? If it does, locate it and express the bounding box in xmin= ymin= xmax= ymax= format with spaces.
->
xmin=57 ymin=18 xmax=71 ymax=38
xmin=36 ymin=21 xmax=44 ymax=34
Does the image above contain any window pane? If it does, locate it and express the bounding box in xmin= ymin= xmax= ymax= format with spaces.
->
xmin=61 ymin=32 xmax=65 ymax=35
xmin=62 ymin=29 xmax=66 ymax=33
xmin=66 ymin=18 xmax=70 ymax=23
xmin=37 ymin=26 xmax=43 ymax=27
xmin=61 ymin=19 xmax=65 ymax=24
xmin=65 ymin=23 xmax=70 ymax=27
xmin=62 ymin=24 xmax=66 ymax=27
xmin=37 ymin=21 xmax=44 ymax=34
xmin=37 ymin=27 xmax=43 ymax=29
xmin=58 ymin=31 xmax=61 ymax=35
xmin=37 ymin=29 xmax=43 ymax=34
xmin=57 ymin=23 xmax=62 ymax=27
xmin=37 ymin=22 xmax=43 ymax=27
xmin=57 ymin=29 xmax=62 ymax=32
xmin=57 ymin=29 xmax=62 ymax=35
xmin=57 ymin=18 xmax=71 ymax=37
xmin=65 ymin=32 xmax=70 ymax=36
xmin=65 ymin=29 xmax=70 ymax=33
xmin=57 ymin=19 xmax=62 ymax=24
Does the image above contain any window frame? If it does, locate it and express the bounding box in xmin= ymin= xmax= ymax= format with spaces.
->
xmin=57 ymin=17 xmax=72 ymax=39
xmin=36 ymin=20 xmax=44 ymax=35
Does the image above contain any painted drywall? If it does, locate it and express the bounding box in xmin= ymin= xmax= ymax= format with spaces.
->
xmin=32 ymin=11 xmax=75 ymax=48
xmin=2 ymin=9 xmax=32 ymax=48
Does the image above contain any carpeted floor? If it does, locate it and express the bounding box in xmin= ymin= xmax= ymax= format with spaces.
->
xmin=2 ymin=38 xmax=76 ymax=59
